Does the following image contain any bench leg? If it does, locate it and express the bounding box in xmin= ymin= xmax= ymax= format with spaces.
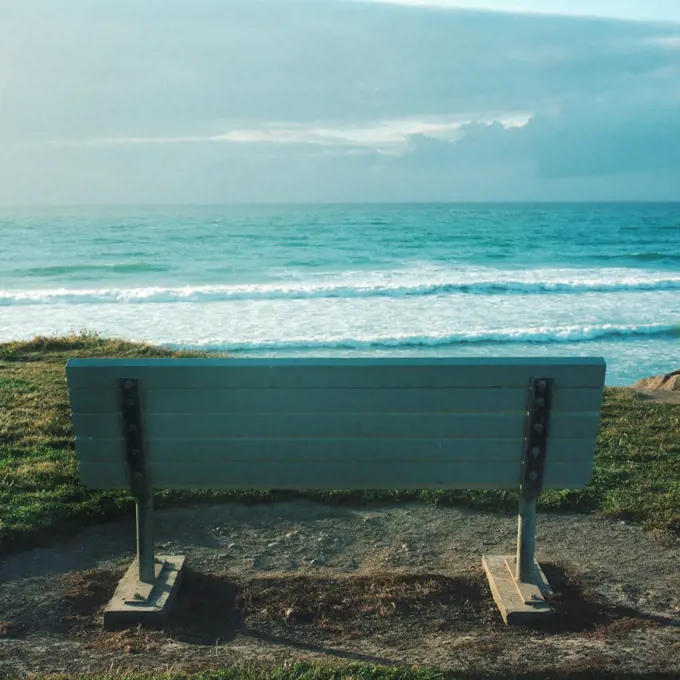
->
xmin=482 ymin=492 xmax=554 ymax=625
xmin=137 ymin=496 xmax=155 ymax=583
xmin=516 ymin=493 xmax=536 ymax=583
xmin=102 ymin=495 xmax=186 ymax=630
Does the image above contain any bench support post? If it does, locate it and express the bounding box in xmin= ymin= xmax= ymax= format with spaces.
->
xmin=136 ymin=495 xmax=155 ymax=584
xmin=516 ymin=494 xmax=536 ymax=583
xmin=482 ymin=377 xmax=555 ymax=625
xmin=102 ymin=378 xmax=186 ymax=631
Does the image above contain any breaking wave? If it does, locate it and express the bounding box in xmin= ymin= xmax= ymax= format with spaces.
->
xmin=3 ymin=274 xmax=680 ymax=306
xmin=178 ymin=324 xmax=680 ymax=352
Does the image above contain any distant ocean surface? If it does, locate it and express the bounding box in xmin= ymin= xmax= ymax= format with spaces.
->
xmin=2 ymin=203 xmax=679 ymax=385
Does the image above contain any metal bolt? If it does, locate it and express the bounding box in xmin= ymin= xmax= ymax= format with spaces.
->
xmin=537 ymin=380 xmax=547 ymax=393
xmin=531 ymin=447 xmax=540 ymax=458
xmin=528 ymin=471 xmax=539 ymax=482
xmin=533 ymin=422 xmax=543 ymax=433
xmin=124 ymin=380 xmax=134 ymax=390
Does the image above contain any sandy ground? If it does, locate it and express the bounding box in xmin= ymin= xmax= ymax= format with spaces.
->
xmin=1 ymin=500 xmax=679 ymax=678
xmin=632 ymin=389 xmax=680 ymax=405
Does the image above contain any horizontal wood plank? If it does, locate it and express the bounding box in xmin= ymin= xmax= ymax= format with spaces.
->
xmin=67 ymin=386 xmax=604 ymax=415
xmin=66 ymin=357 xmax=606 ymax=389
xmin=67 ymin=357 xmax=604 ymax=491
xmin=77 ymin=459 xmax=594 ymax=490
xmin=70 ymin=411 xmax=601 ymax=440
xmin=74 ymin=436 xmax=597 ymax=463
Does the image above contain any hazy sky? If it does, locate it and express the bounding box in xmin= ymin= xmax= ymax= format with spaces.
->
xmin=1 ymin=0 xmax=679 ymax=204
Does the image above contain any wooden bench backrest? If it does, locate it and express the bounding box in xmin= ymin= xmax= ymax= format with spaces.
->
xmin=66 ymin=357 xmax=605 ymax=491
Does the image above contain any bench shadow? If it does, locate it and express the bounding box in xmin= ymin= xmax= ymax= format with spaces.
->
xmin=166 ymin=571 xmax=245 ymax=645
xmin=533 ymin=563 xmax=680 ymax=633
xmin=167 ymin=570 xmax=400 ymax=663
xmin=244 ymin=627 xmax=399 ymax=666
xmin=165 ymin=566 xmax=679 ymax=648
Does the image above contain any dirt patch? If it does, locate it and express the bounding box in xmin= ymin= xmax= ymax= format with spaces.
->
xmin=632 ymin=390 xmax=680 ymax=405
xmin=1 ymin=501 xmax=679 ymax=677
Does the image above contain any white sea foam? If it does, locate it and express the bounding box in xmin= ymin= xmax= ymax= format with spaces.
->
xmin=3 ymin=267 xmax=680 ymax=306
xmin=173 ymin=323 xmax=680 ymax=352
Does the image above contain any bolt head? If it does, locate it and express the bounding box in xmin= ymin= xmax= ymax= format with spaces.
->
xmin=533 ymin=422 xmax=543 ymax=433
xmin=531 ymin=447 xmax=540 ymax=458
xmin=528 ymin=471 xmax=539 ymax=482
xmin=124 ymin=380 xmax=134 ymax=390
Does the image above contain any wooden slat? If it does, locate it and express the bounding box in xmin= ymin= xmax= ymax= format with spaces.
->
xmin=70 ymin=411 xmax=601 ymax=440
xmin=66 ymin=357 xmax=606 ymax=389
xmin=74 ymin=436 xmax=597 ymax=463
xmin=67 ymin=357 xmax=605 ymax=492
xmin=77 ymin=459 xmax=594 ymax=490
xmin=67 ymin=386 xmax=604 ymax=415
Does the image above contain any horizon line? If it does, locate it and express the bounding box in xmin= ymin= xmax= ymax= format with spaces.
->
xmin=1 ymin=200 xmax=680 ymax=210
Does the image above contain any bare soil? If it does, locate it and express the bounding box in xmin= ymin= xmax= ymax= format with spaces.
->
xmin=1 ymin=501 xmax=679 ymax=677
xmin=632 ymin=390 xmax=680 ymax=405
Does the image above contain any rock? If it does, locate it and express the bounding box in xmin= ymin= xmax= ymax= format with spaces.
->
xmin=632 ymin=369 xmax=680 ymax=391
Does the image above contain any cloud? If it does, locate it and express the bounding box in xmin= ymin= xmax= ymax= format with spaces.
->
xmin=2 ymin=1 xmax=678 ymax=142
xmin=46 ymin=113 xmax=531 ymax=151
xmin=0 ymin=1 xmax=679 ymax=203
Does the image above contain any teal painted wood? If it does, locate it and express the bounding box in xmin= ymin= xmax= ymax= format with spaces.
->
xmin=66 ymin=357 xmax=606 ymax=389
xmin=77 ymin=459 xmax=595 ymax=490
xmin=67 ymin=386 xmax=605 ymax=415
xmin=74 ymin=436 xmax=597 ymax=464
xmin=67 ymin=357 xmax=607 ymax=369
xmin=70 ymin=411 xmax=601 ymax=440
xmin=66 ymin=356 xmax=605 ymax=492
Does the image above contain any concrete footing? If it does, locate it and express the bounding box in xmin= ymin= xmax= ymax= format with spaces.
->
xmin=103 ymin=554 xmax=186 ymax=630
xmin=482 ymin=554 xmax=554 ymax=625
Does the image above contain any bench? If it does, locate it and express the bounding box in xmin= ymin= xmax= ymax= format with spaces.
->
xmin=66 ymin=356 xmax=606 ymax=629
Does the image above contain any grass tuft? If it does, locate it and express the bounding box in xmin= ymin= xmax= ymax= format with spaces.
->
xmin=20 ymin=661 xmax=680 ymax=680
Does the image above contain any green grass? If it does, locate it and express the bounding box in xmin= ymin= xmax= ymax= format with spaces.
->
xmin=24 ymin=661 xmax=680 ymax=680
xmin=1 ymin=333 xmax=679 ymax=555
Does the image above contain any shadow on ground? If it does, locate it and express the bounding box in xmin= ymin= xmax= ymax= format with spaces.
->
xmin=3 ymin=564 xmax=676 ymax=661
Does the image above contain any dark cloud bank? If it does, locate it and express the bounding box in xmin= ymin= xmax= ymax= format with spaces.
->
xmin=1 ymin=0 xmax=679 ymax=203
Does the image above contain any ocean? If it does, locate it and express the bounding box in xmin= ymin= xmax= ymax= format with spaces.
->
xmin=1 ymin=203 xmax=678 ymax=386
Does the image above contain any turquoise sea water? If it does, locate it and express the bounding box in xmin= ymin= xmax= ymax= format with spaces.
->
xmin=1 ymin=203 xmax=679 ymax=385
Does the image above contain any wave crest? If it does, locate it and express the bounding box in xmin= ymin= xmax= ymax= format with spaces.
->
xmin=180 ymin=324 xmax=680 ymax=352
xmin=3 ymin=274 xmax=680 ymax=306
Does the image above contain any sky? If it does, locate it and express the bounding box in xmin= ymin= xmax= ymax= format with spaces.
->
xmin=0 ymin=0 xmax=679 ymax=204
